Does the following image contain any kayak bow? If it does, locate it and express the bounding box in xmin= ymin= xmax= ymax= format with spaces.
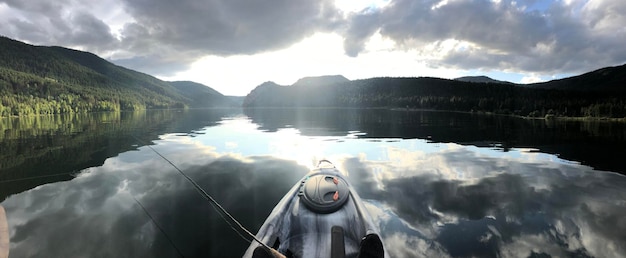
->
xmin=243 ymin=161 xmax=386 ymax=258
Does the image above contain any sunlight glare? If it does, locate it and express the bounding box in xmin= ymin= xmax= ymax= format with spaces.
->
xmin=269 ymin=128 xmax=328 ymax=169
xmin=161 ymin=32 xmax=465 ymax=96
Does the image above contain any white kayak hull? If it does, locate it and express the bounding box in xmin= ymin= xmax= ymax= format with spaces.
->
xmin=243 ymin=164 xmax=385 ymax=258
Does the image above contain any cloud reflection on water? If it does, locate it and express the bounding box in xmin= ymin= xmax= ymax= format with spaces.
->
xmin=342 ymin=146 xmax=626 ymax=258
xmin=3 ymin=133 xmax=626 ymax=257
xmin=3 ymin=137 xmax=309 ymax=257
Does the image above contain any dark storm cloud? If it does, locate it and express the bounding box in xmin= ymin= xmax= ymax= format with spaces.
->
xmin=344 ymin=0 xmax=626 ymax=74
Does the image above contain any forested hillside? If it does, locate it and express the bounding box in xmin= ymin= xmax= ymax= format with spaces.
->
xmin=169 ymin=81 xmax=239 ymax=108
xmin=0 ymin=36 xmax=229 ymax=116
xmin=528 ymin=64 xmax=626 ymax=92
xmin=244 ymin=69 xmax=626 ymax=118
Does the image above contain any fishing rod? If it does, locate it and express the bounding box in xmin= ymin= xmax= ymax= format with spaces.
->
xmin=136 ymin=138 xmax=285 ymax=258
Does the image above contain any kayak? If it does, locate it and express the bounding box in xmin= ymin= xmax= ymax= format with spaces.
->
xmin=243 ymin=161 xmax=386 ymax=258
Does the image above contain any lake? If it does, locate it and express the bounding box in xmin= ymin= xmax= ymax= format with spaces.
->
xmin=1 ymin=108 xmax=625 ymax=258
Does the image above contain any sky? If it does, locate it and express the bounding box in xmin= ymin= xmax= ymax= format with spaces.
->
xmin=0 ymin=0 xmax=625 ymax=96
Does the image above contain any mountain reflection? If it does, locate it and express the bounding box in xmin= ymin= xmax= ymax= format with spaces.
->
xmin=2 ymin=139 xmax=308 ymax=257
xmin=3 ymin=133 xmax=626 ymax=257
xmin=245 ymin=108 xmax=626 ymax=174
xmin=0 ymin=109 xmax=241 ymax=201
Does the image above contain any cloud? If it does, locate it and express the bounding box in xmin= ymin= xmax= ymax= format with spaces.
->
xmin=120 ymin=0 xmax=340 ymax=55
xmin=112 ymin=54 xmax=195 ymax=77
xmin=2 ymin=0 xmax=625 ymax=79
xmin=0 ymin=0 xmax=343 ymax=75
xmin=111 ymin=0 xmax=343 ymax=75
xmin=0 ymin=0 xmax=119 ymax=52
xmin=343 ymin=0 xmax=626 ymax=74
xmin=343 ymin=11 xmax=382 ymax=57
xmin=520 ymin=74 xmax=543 ymax=83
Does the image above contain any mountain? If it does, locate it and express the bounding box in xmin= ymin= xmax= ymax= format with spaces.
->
xmin=169 ymin=81 xmax=239 ymax=107
xmin=292 ymin=75 xmax=350 ymax=87
xmin=243 ymin=81 xmax=288 ymax=107
xmin=455 ymin=76 xmax=513 ymax=84
xmin=226 ymin=96 xmax=245 ymax=106
xmin=244 ymin=67 xmax=626 ymax=118
xmin=0 ymin=36 xmax=233 ymax=116
xmin=527 ymin=64 xmax=626 ymax=92
xmin=243 ymin=75 xmax=352 ymax=108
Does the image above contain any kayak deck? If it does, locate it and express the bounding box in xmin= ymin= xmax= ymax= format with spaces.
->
xmin=243 ymin=163 xmax=385 ymax=258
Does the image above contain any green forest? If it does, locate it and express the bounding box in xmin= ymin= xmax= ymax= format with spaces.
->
xmin=244 ymin=72 xmax=626 ymax=118
xmin=2 ymin=35 xmax=625 ymax=119
xmin=0 ymin=67 xmax=186 ymax=116
xmin=0 ymin=36 xmax=232 ymax=117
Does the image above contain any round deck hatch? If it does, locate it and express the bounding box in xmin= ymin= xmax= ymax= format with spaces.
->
xmin=299 ymin=175 xmax=350 ymax=213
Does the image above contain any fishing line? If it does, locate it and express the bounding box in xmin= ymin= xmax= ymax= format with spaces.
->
xmin=132 ymin=196 xmax=185 ymax=258
xmin=133 ymin=136 xmax=275 ymax=253
xmin=1 ymin=137 xmax=278 ymax=255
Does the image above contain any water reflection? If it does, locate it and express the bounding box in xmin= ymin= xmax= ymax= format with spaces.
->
xmin=0 ymin=109 xmax=240 ymax=201
xmin=2 ymin=117 xmax=625 ymax=257
xmin=342 ymin=147 xmax=626 ymax=257
xmin=2 ymin=110 xmax=626 ymax=258
xmin=2 ymin=138 xmax=308 ymax=257
xmin=245 ymin=108 xmax=626 ymax=174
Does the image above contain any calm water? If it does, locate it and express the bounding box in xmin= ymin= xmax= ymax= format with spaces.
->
xmin=1 ymin=109 xmax=625 ymax=257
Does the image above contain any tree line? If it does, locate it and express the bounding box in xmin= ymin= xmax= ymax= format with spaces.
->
xmin=0 ymin=67 xmax=185 ymax=117
xmin=0 ymin=36 xmax=192 ymax=117
xmin=244 ymin=77 xmax=626 ymax=118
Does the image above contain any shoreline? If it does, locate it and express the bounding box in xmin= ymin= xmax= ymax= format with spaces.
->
xmin=0 ymin=107 xmax=243 ymax=119
xmin=389 ymin=107 xmax=626 ymax=122
xmin=3 ymin=106 xmax=626 ymax=122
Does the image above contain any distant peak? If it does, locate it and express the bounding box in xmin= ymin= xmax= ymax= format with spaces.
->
xmin=454 ymin=76 xmax=512 ymax=84
xmin=259 ymin=81 xmax=282 ymax=87
xmin=292 ymin=75 xmax=349 ymax=87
